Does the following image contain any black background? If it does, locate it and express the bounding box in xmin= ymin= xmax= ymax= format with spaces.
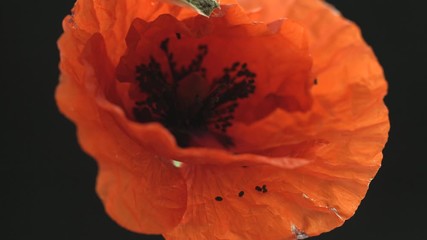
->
xmin=2 ymin=0 xmax=426 ymax=239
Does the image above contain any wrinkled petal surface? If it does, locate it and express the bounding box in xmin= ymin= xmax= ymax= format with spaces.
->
xmin=166 ymin=0 xmax=389 ymax=239
xmin=58 ymin=16 xmax=189 ymax=233
xmin=57 ymin=0 xmax=389 ymax=239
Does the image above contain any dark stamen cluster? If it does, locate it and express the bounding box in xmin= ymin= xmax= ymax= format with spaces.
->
xmin=133 ymin=36 xmax=256 ymax=148
xmin=207 ymin=61 xmax=256 ymax=133
xmin=134 ymin=57 xmax=172 ymax=123
xmin=160 ymin=38 xmax=208 ymax=82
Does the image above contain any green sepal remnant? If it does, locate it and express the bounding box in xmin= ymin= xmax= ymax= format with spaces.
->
xmin=173 ymin=0 xmax=220 ymax=17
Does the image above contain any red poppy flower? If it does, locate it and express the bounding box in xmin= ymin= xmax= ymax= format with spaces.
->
xmin=56 ymin=0 xmax=389 ymax=239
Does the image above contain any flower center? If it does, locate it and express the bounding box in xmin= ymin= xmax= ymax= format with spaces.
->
xmin=132 ymin=36 xmax=256 ymax=148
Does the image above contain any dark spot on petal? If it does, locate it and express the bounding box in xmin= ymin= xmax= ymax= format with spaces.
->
xmin=238 ymin=191 xmax=244 ymax=197
xmin=314 ymin=78 xmax=318 ymax=85
xmin=176 ymin=32 xmax=181 ymax=39
xmin=255 ymin=186 xmax=262 ymax=192
xmin=215 ymin=196 xmax=223 ymax=201
xmin=241 ymin=165 xmax=248 ymax=168
xmin=262 ymin=184 xmax=268 ymax=193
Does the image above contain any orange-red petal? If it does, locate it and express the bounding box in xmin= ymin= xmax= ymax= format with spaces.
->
xmin=164 ymin=0 xmax=389 ymax=239
xmin=57 ymin=0 xmax=389 ymax=239
xmin=117 ymin=5 xmax=313 ymax=122
xmin=57 ymin=33 xmax=188 ymax=233
xmin=164 ymin=164 xmax=365 ymax=239
xmin=107 ymin=5 xmax=313 ymax=168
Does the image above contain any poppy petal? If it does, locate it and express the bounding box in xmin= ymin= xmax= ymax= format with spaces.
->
xmin=59 ymin=0 xmax=309 ymax=166
xmin=60 ymin=1 xmax=313 ymax=167
xmin=164 ymin=0 xmax=389 ymax=239
xmin=164 ymin=164 xmax=365 ymax=239
xmin=61 ymin=0 xmax=197 ymax=75
xmin=229 ymin=0 xmax=389 ymax=161
xmin=117 ymin=5 xmax=313 ymax=120
xmin=57 ymin=33 xmax=187 ymax=233
xmin=110 ymin=5 xmax=314 ymax=167
xmin=57 ymin=0 xmax=389 ymax=239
